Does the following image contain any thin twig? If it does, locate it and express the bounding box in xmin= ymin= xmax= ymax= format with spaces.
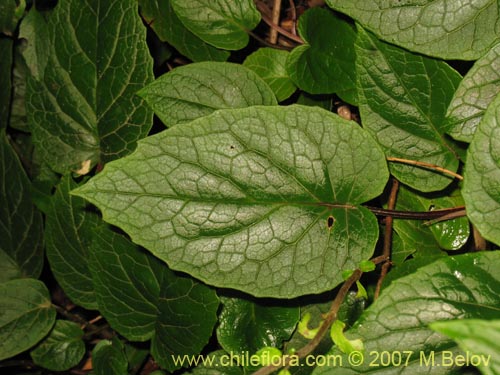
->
xmin=255 ymin=0 xmax=304 ymax=44
xmin=288 ymin=0 xmax=298 ymax=35
xmin=423 ymin=209 xmax=467 ymax=225
xmin=374 ymin=179 xmax=399 ymax=300
xmin=365 ymin=205 xmax=465 ymax=220
xmin=249 ymin=30 xmax=293 ymax=50
xmin=387 ymin=157 xmax=463 ymax=181
xmin=270 ymin=0 xmax=282 ymax=44
xmin=252 ymin=269 xmax=364 ymax=375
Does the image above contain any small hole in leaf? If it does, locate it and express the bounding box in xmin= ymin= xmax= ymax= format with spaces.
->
xmin=230 ymin=145 xmax=235 ymax=150
xmin=327 ymin=216 xmax=335 ymax=229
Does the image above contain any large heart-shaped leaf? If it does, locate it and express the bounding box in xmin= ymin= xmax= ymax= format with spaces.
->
xmin=73 ymin=105 xmax=389 ymax=298
xmin=286 ymin=8 xmax=357 ymax=105
xmin=312 ymin=251 xmax=500 ymax=375
xmin=24 ymin=0 xmax=153 ymax=174
xmin=326 ymin=0 xmax=500 ymax=60
xmin=356 ymin=27 xmax=461 ymax=192
xmin=463 ymin=92 xmax=500 ymax=246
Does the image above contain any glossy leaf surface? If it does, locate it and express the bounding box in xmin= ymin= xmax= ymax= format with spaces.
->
xmin=138 ymin=62 xmax=277 ymax=128
xmin=326 ymin=0 xmax=500 ymax=60
xmin=463 ymin=93 xmax=500 ymax=246
xmin=446 ymin=42 xmax=500 ymax=142
xmin=0 ymin=132 xmax=44 ymax=278
xmin=431 ymin=319 xmax=500 ymax=375
xmin=92 ymin=338 xmax=128 ymax=375
xmin=313 ymin=251 xmax=500 ymax=374
xmin=287 ymin=8 xmax=357 ymax=105
xmin=74 ymin=105 xmax=388 ymax=298
xmin=0 ymin=278 xmax=56 ymax=361
xmin=139 ymin=0 xmax=229 ymax=62
xmin=244 ymin=48 xmax=297 ymax=102
xmin=30 ymin=320 xmax=85 ymax=371
xmin=217 ymin=297 xmax=299 ymax=354
xmin=45 ymin=176 xmax=98 ymax=309
xmin=25 ymin=0 xmax=153 ymax=174
xmin=170 ymin=0 xmax=260 ymax=50
xmin=356 ymin=27 xmax=461 ymax=191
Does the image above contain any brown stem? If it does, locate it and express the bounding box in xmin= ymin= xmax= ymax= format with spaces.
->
xmin=270 ymin=0 xmax=282 ymax=44
xmin=255 ymin=0 xmax=304 ymax=44
xmin=365 ymin=205 xmax=465 ymax=220
xmin=386 ymin=157 xmax=463 ymax=181
xmin=374 ymin=179 xmax=399 ymax=300
xmin=288 ymin=0 xmax=298 ymax=35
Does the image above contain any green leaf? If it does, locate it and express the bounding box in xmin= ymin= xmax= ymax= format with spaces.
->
xmin=73 ymin=105 xmax=389 ymax=298
xmin=9 ymin=49 xmax=29 ymax=132
xmin=312 ymin=251 xmax=500 ymax=375
xmin=19 ymin=9 xmax=49 ymax=82
xmin=0 ymin=278 xmax=56 ymax=361
xmin=0 ymin=132 xmax=44 ymax=278
xmin=244 ymin=48 xmax=297 ymax=102
xmin=170 ymin=0 xmax=260 ymax=51
xmin=431 ymin=319 xmax=500 ymax=375
xmin=217 ymin=296 xmax=299 ymax=354
xmin=355 ymin=27 xmax=461 ymax=192
xmin=446 ymin=42 xmax=500 ymax=143
xmin=392 ymin=187 xmax=450 ymax=258
xmin=25 ymin=0 xmax=153 ymax=174
xmin=139 ymin=0 xmax=229 ymax=62
xmin=45 ymin=176 xmax=97 ymax=309
xmin=0 ymin=37 xmax=12 ymax=130
xmin=0 ymin=249 xmax=22 ymax=283
xmin=30 ymin=320 xmax=85 ymax=372
xmin=92 ymin=338 xmax=128 ymax=375
xmin=463 ymin=92 xmax=500 ymax=246
xmin=0 ymin=0 xmax=25 ymax=36
xmin=88 ymin=227 xmax=219 ymax=370
xmin=138 ymin=62 xmax=277 ymax=128
xmin=151 ymin=273 xmax=219 ymax=371
xmin=286 ymin=8 xmax=357 ymax=105
xmin=326 ymin=0 xmax=500 ymax=60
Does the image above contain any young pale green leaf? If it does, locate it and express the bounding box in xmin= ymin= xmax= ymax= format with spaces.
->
xmin=326 ymin=0 xmax=500 ymax=60
xmin=30 ymin=320 xmax=85 ymax=372
xmin=139 ymin=0 xmax=229 ymax=62
xmin=312 ymin=251 xmax=500 ymax=375
xmin=0 ymin=132 xmax=44 ymax=279
xmin=88 ymin=227 xmax=219 ymax=370
xmin=446 ymin=43 xmax=500 ymax=143
xmin=138 ymin=62 xmax=277 ymax=128
xmin=92 ymin=338 xmax=128 ymax=375
xmin=463 ymin=93 xmax=500 ymax=246
xmin=0 ymin=278 xmax=56 ymax=361
xmin=286 ymin=8 xmax=357 ymax=105
xmin=356 ymin=27 xmax=461 ymax=192
xmin=45 ymin=176 xmax=98 ymax=309
xmin=73 ymin=105 xmax=389 ymax=298
xmin=151 ymin=274 xmax=219 ymax=371
xmin=0 ymin=38 xmax=12 ymax=130
xmin=170 ymin=0 xmax=260 ymax=50
xmin=25 ymin=0 xmax=153 ymax=174
xmin=431 ymin=319 xmax=500 ymax=375
xmin=217 ymin=297 xmax=299 ymax=354
xmin=244 ymin=48 xmax=297 ymax=102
